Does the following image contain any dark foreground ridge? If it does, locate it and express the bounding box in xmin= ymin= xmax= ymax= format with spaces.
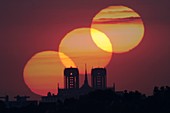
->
xmin=0 ymin=86 xmax=170 ymax=113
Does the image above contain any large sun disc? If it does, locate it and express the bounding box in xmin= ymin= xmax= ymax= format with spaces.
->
xmin=91 ymin=5 xmax=145 ymax=53
xmin=23 ymin=51 xmax=75 ymax=96
xmin=59 ymin=28 xmax=112 ymax=74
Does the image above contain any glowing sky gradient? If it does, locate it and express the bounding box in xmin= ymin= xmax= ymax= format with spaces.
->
xmin=0 ymin=0 xmax=170 ymax=99
xmin=24 ymin=27 xmax=113 ymax=96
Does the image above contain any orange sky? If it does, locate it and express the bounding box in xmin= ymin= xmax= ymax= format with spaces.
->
xmin=1 ymin=0 xmax=170 ymax=99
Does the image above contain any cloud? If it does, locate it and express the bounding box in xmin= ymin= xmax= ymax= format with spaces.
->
xmin=92 ymin=17 xmax=142 ymax=24
xmin=101 ymin=10 xmax=135 ymax=15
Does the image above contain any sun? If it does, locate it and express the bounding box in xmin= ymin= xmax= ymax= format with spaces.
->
xmin=23 ymin=51 xmax=75 ymax=96
xmin=23 ymin=5 xmax=144 ymax=96
xmin=59 ymin=28 xmax=112 ymax=74
xmin=91 ymin=5 xmax=145 ymax=53
xmin=90 ymin=28 xmax=112 ymax=52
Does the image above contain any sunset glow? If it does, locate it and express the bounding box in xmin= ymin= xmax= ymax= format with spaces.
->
xmin=23 ymin=5 xmax=144 ymax=96
xmin=59 ymin=28 xmax=112 ymax=74
xmin=23 ymin=51 xmax=75 ymax=96
xmin=91 ymin=6 xmax=145 ymax=53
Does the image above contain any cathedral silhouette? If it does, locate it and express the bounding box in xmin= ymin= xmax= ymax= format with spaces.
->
xmin=41 ymin=65 xmax=115 ymax=102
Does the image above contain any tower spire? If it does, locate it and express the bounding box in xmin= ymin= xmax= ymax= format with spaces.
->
xmin=80 ymin=64 xmax=91 ymax=89
xmin=84 ymin=64 xmax=88 ymax=84
xmin=57 ymin=82 xmax=59 ymax=93
xmin=81 ymin=64 xmax=90 ymax=88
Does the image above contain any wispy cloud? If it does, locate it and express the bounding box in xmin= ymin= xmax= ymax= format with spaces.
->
xmin=92 ymin=17 xmax=142 ymax=24
xmin=100 ymin=10 xmax=137 ymax=15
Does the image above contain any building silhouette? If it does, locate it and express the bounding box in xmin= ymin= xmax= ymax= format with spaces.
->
xmin=41 ymin=66 xmax=115 ymax=102
xmin=64 ymin=67 xmax=79 ymax=89
xmin=0 ymin=95 xmax=37 ymax=108
xmin=91 ymin=68 xmax=107 ymax=89
xmin=80 ymin=64 xmax=91 ymax=89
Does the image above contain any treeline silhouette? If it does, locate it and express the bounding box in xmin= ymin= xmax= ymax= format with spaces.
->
xmin=0 ymin=86 xmax=170 ymax=113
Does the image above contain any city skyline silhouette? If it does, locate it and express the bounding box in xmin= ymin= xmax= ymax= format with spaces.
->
xmin=0 ymin=1 xmax=170 ymax=112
